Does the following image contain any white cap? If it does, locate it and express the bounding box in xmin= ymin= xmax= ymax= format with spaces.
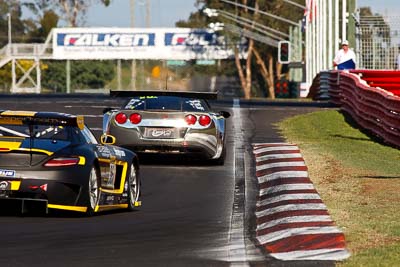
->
xmin=341 ymin=40 xmax=349 ymax=46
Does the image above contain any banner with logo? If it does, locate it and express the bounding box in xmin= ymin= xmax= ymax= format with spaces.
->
xmin=52 ymin=27 xmax=246 ymax=60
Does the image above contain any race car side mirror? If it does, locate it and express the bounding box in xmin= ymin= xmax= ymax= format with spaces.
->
xmin=100 ymin=134 xmax=116 ymax=145
xmin=219 ymin=111 xmax=231 ymax=118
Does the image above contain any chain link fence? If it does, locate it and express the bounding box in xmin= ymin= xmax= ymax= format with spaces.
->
xmin=359 ymin=15 xmax=400 ymax=70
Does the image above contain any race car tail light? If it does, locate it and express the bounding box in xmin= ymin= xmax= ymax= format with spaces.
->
xmin=199 ymin=115 xmax=211 ymax=126
xmin=29 ymin=184 xmax=48 ymax=191
xmin=115 ymin=112 xmax=128 ymax=124
xmin=129 ymin=113 xmax=142 ymax=124
xmin=44 ymin=157 xmax=80 ymax=167
xmin=185 ymin=114 xmax=197 ymax=125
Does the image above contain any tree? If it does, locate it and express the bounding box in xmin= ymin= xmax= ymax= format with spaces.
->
xmin=0 ymin=1 xmax=27 ymax=45
xmin=21 ymin=0 xmax=110 ymax=27
xmin=42 ymin=60 xmax=115 ymax=92
xmin=22 ymin=1 xmax=59 ymax=42
xmin=181 ymin=0 xmax=303 ymax=99
xmin=54 ymin=0 xmax=110 ymax=26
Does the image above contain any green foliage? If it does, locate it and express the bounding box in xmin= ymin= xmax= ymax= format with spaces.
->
xmin=42 ymin=61 xmax=115 ymax=92
xmin=175 ymin=11 xmax=207 ymax=28
xmin=25 ymin=10 xmax=59 ymax=42
xmin=42 ymin=61 xmax=66 ymax=92
xmin=71 ymin=61 xmax=115 ymax=89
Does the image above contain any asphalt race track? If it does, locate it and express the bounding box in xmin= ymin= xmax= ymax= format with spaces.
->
xmin=0 ymin=95 xmax=335 ymax=267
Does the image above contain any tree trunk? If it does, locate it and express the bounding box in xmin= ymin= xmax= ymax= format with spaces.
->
xmin=234 ymin=48 xmax=247 ymax=94
xmin=232 ymin=0 xmax=258 ymax=99
xmin=268 ymin=55 xmax=275 ymax=97
xmin=253 ymin=48 xmax=275 ymax=99
xmin=58 ymin=0 xmax=87 ymax=27
xmin=276 ymin=62 xmax=282 ymax=81
xmin=244 ymin=38 xmax=254 ymax=99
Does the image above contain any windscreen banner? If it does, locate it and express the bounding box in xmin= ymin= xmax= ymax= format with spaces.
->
xmin=52 ymin=27 xmax=247 ymax=60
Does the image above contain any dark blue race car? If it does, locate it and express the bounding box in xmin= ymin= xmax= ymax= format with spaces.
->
xmin=0 ymin=110 xmax=141 ymax=215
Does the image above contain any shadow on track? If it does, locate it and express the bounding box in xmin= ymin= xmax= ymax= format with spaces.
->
xmin=136 ymin=153 xmax=216 ymax=167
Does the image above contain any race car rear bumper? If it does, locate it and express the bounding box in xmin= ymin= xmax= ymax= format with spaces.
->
xmin=110 ymin=127 xmax=221 ymax=159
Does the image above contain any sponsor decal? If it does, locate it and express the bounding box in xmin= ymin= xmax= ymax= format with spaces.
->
xmin=106 ymin=195 xmax=115 ymax=203
xmin=165 ymin=32 xmax=223 ymax=46
xmin=125 ymin=98 xmax=144 ymax=110
xmin=97 ymin=146 xmax=111 ymax=157
xmin=113 ymin=149 xmax=126 ymax=157
xmin=0 ymin=181 xmax=9 ymax=190
xmin=0 ymin=169 xmax=16 ymax=178
xmin=52 ymin=28 xmax=240 ymax=60
xmin=57 ymin=33 xmax=155 ymax=47
xmin=151 ymin=129 xmax=173 ymax=138
xmin=186 ymin=100 xmax=205 ymax=111
xmin=144 ymin=128 xmax=176 ymax=138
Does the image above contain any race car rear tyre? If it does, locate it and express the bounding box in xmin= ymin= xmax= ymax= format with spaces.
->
xmin=86 ymin=167 xmax=100 ymax=216
xmin=126 ymin=163 xmax=140 ymax=211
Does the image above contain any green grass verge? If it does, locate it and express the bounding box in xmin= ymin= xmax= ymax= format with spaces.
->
xmin=278 ymin=109 xmax=400 ymax=266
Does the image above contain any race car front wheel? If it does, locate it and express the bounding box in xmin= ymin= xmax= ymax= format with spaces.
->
xmin=86 ymin=167 xmax=100 ymax=216
xmin=126 ymin=163 xmax=140 ymax=211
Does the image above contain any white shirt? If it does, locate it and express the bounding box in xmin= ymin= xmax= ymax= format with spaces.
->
xmin=333 ymin=48 xmax=356 ymax=65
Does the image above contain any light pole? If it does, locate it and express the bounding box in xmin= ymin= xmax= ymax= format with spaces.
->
xmin=7 ymin=13 xmax=12 ymax=46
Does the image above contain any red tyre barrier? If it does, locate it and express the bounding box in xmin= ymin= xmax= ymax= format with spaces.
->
xmin=350 ymin=69 xmax=400 ymax=78
xmin=322 ymin=70 xmax=400 ymax=148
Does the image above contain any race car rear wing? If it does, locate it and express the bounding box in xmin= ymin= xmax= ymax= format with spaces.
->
xmin=109 ymin=90 xmax=218 ymax=100
xmin=0 ymin=110 xmax=85 ymax=130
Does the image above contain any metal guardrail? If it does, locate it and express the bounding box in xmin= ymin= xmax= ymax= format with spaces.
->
xmin=0 ymin=43 xmax=53 ymax=69
xmin=314 ymin=70 xmax=400 ymax=148
xmin=6 ymin=43 xmax=53 ymax=58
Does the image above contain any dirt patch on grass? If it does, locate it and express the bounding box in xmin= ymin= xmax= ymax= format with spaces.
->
xmin=362 ymin=179 xmax=400 ymax=202
xmin=297 ymin=144 xmax=400 ymax=254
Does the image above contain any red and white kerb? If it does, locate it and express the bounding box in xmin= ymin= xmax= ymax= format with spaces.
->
xmin=252 ymin=143 xmax=350 ymax=261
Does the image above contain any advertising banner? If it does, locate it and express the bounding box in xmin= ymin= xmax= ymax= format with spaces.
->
xmin=52 ymin=27 xmax=246 ymax=60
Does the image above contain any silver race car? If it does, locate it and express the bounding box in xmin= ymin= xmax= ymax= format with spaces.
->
xmin=102 ymin=91 xmax=230 ymax=164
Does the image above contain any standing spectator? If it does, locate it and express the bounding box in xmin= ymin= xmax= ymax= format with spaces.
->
xmin=333 ymin=40 xmax=356 ymax=70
